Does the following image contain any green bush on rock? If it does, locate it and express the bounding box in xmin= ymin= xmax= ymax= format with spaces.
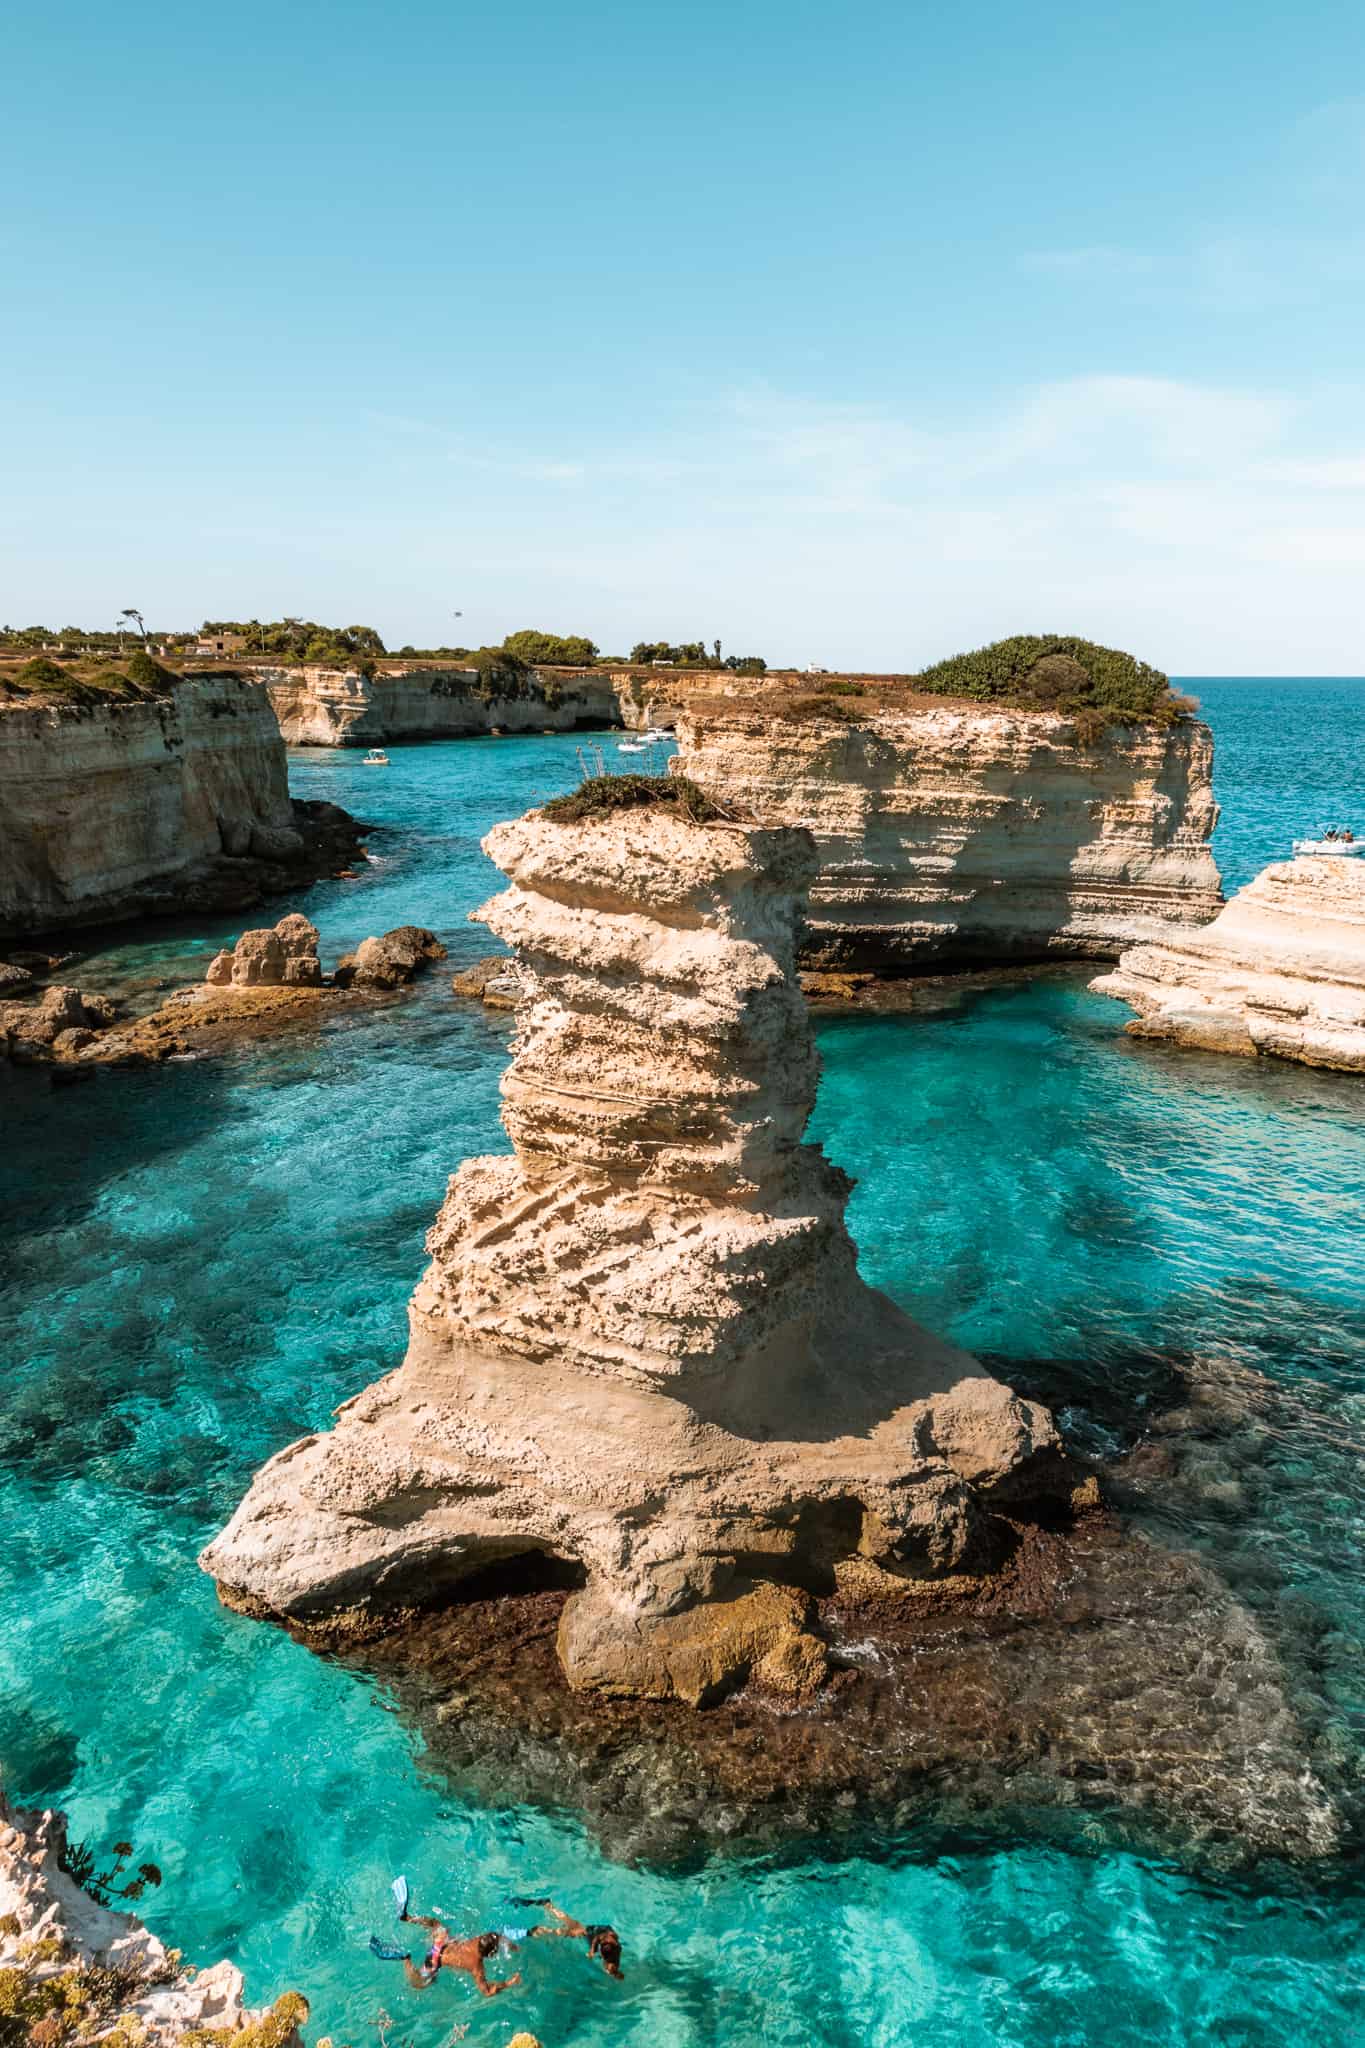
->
xmin=541 ymin=772 xmax=721 ymax=825
xmin=915 ymin=634 xmax=1187 ymax=727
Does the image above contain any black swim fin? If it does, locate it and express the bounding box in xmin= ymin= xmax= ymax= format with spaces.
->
xmin=507 ymin=1894 xmax=552 ymax=1908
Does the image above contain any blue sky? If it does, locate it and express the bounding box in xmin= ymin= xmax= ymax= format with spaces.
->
xmin=3 ymin=0 xmax=1364 ymax=669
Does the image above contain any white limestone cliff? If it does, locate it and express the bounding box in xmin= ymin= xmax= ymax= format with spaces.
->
xmin=1092 ymin=853 xmax=1365 ymax=1070
xmin=0 ymin=678 xmax=354 ymax=936
xmin=263 ymin=663 xmax=625 ymax=745
xmin=674 ymin=703 xmax=1222 ymax=970
xmin=0 ymin=1793 xmax=306 ymax=2047
xmin=202 ymin=799 xmax=1062 ymax=1704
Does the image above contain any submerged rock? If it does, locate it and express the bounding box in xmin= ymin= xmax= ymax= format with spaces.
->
xmin=340 ymin=1504 xmax=1341 ymax=1875
xmin=0 ymin=1792 xmax=307 ymax=2046
xmin=1093 ymin=853 xmax=1365 ymax=1070
xmin=203 ymin=802 xmax=1064 ymax=1702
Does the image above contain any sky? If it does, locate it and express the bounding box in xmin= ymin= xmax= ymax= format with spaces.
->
xmin=3 ymin=0 xmax=1364 ymax=672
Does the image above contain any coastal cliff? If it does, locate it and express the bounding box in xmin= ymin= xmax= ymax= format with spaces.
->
xmin=203 ymin=792 xmax=1062 ymax=1703
xmin=0 ymin=1793 xmax=307 ymax=2047
xmin=1092 ymin=854 xmax=1365 ymax=1069
xmin=675 ymin=702 xmax=1222 ymax=970
xmin=263 ymin=662 xmax=625 ymax=745
xmin=0 ymin=677 xmax=359 ymax=937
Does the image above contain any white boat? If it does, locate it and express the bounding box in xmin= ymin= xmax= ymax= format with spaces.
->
xmin=362 ymin=748 xmax=390 ymax=766
xmin=1293 ymin=836 xmax=1363 ymax=856
xmin=617 ymin=739 xmax=649 ymax=755
xmin=642 ymin=727 xmax=674 ymax=743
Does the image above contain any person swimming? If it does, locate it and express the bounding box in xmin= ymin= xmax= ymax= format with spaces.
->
xmin=512 ymin=1896 xmax=624 ymax=1980
xmin=372 ymin=1881 xmax=522 ymax=1998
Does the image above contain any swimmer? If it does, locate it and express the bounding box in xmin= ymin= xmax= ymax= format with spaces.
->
xmin=514 ymin=1896 xmax=624 ymax=1979
xmin=382 ymin=1893 xmax=522 ymax=1997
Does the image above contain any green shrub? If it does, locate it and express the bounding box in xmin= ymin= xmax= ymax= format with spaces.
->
xmin=776 ymin=693 xmax=862 ymax=722
xmin=467 ymin=647 xmax=531 ymax=701
xmin=125 ymin=648 xmax=178 ymax=697
xmin=914 ymin=634 xmax=1176 ymax=725
xmin=540 ymin=772 xmax=720 ymax=824
xmin=502 ymin=628 xmax=598 ymax=665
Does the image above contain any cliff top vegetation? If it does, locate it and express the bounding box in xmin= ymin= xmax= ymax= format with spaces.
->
xmin=540 ymin=771 xmax=722 ymax=824
xmin=0 ymin=652 xmax=179 ymax=706
xmin=914 ymin=635 xmax=1190 ymax=725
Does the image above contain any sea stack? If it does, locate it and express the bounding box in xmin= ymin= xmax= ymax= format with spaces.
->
xmin=1092 ymin=853 xmax=1365 ymax=1070
xmin=203 ymin=792 xmax=1062 ymax=1702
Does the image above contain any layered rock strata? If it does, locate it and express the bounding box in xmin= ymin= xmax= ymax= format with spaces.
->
xmin=0 ymin=1793 xmax=307 ymax=2047
xmin=0 ymin=678 xmax=362 ymax=936
xmin=675 ymin=704 xmax=1222 ymax=970
xmin=1092 ymin=854 xmax=1365 ymax=1069
xmin=263 ymin=663 xmax=625 ymax=745
xmin=203 ymin=804 xmax=1062 ymax=1702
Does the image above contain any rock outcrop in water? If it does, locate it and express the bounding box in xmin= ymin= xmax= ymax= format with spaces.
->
xmin=0 ymin=678 xmax=362 ymax=936
xmin=674 ymin=703 xmax=1222 ymax=971
xmin=263 ymin=662 xmax=626 ymax=744
xmin=0 ymin=1793 xmax=307 ymax=2047
xmin=1092 ymin=854 xmax=1365 ymax=1070
xmin=203 ymin=802 xmax=1063 ymax=1701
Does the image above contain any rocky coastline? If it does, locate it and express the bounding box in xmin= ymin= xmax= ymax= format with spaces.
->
xmin=674 ymin=701 xmax=1223 ymax=972
xmin=1092 ymin=852 xmax=1365 ymax=1070
xmin=0 ymin=914 xmax=446 ymax=1068
xmin=261 ymin=661 xmax=627 ymax=745
xmin=0 ymin=1793 xmax=307 ymax=2048
xmin=202 ymin=795 xmax=1066 ymax=1701
xmin=0 ymin=676 xmax=364 ymax=939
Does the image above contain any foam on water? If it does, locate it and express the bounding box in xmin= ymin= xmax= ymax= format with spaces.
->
xmin=3 ymin=706 xmax=1365 ymax=2046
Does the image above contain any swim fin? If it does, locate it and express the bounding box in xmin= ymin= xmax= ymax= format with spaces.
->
xmin=391 ymin=1875 xmax=409 ymax=1920
xmin=369 ymin=1937 xmax=410 ymax=1963
xmin=508 ymin=1894 xmax=551 ymax=1909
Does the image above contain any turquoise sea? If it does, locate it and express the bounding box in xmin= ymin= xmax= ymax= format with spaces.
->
xmin=3 ymin=680 xmax=1364 ymax=2047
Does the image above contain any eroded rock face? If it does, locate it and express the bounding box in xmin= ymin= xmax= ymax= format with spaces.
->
xmin=203 ymin=805 xmax=1063 ymax=1702
xmin=0 ymin=681 xmax=364 ymax=937
xmin=205 ymin=912 xmax=322 ymax=988
xmin=262 ymin=664 xmax=625 ymax=745
xmin=1092 ymin=854 xmax=1365 ymax=1070
xmin=0 ymin=1792 xmax=306 ymax=2047
xmin=333 ymin=924 xmax=446 ymax=987
xmin=675 ymin=705 xmax=1223 ymax=971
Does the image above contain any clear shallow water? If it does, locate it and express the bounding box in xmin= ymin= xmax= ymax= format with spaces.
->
xmin=3 ymin=706 xmax=1365 ymax=2047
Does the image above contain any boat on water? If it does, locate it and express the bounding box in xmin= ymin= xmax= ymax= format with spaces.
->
xmin=617 ymin=739 xmax=649 ymax=755
xmin=1293 ymin=835 xmax=1362 ymax=856
xmin=362 ymin=748 xmax=390 ymax=766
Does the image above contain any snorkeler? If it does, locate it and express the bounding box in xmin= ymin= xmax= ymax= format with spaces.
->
xmin=513 ymin=1896 xmax=625 ymax=1979
xmin=370 ymin=1879 xmax=522 ymax=1998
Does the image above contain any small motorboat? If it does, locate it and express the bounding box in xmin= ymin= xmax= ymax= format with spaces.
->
xmin=617 ymin=739 xmax=649 ymax=756
xmin=642 ymin=727 xmax=674 ymax=743
xmin=1293 ymin=835 xmax=1363 ymax=857
xmin=362 ymin=748 xmax=390 ymax=766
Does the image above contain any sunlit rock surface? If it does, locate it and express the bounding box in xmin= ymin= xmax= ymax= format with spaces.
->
xmin=263 ymin=662 xmax=625 ymax=744
xmin=0 ymin=1793 xmax=306 ymax=2046
xmin=675 ymin=704 xmax=1222 ymax=970
xmin=1093 ymin=853 xmax=1365 ymax=1070
xmin=0 ymin=678 xmax=359 ymax=936
xmin=203 ymin=803 xmax=1062 ymax=1700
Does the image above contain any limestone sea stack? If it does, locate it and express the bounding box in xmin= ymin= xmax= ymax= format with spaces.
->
xmin=1092 ymin=853 xmax=1365 ymax=1070
xmin=674 ymin=703 xmax=1223 ymax=971
xmin=203 ymin=797 xmax=1063 ymax=1702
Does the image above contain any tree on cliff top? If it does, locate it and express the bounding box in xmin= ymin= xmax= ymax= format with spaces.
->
xmin=914 ymin=635 xmax=1186 ymax=726
xmin=502 ymin=628 xmax=599 ymax=665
